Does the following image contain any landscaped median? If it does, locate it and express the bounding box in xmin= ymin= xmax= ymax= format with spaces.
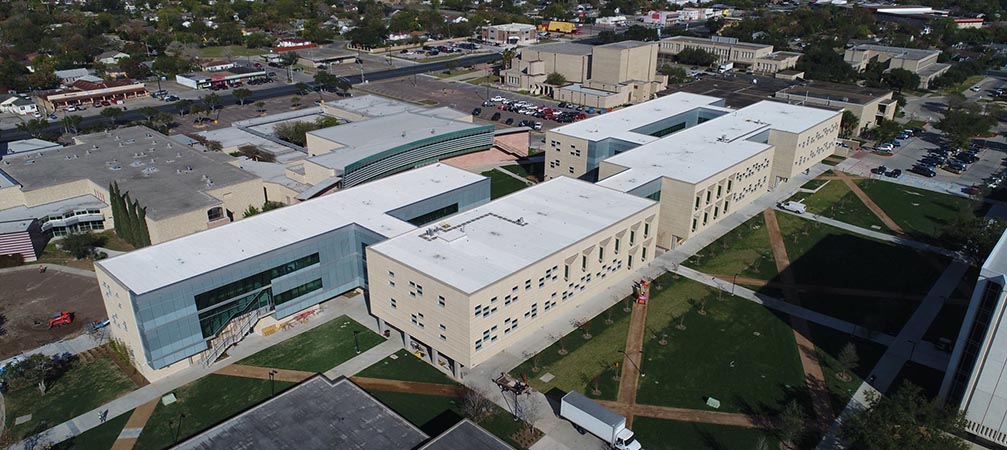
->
xmin=237 ymin=315 xmax=384 ymax=372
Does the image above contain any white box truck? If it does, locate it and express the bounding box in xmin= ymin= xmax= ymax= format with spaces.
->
xmin=717 ymin=62 xmax=734 ymax=73
xmin=560 ymin=391 xmax=643 ymax=450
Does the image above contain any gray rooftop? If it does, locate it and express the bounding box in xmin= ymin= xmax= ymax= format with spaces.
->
xmin=419 ymin=420 xmax=515 ymax=450
xmin=850 ymin=43 xmax=941 ymax=61
xmin=2 ymin=138 xmax=61 ymax=156
xmin=776 ymin=81 xmax=893 ymax=105
xmin=307 ymin=111 xmax=490 ymax=171
xmin=0 ymin=126 xmax=259 ymax=220
xmin=370 ymin=177 xmax=656 ymax=294
xmin=662 ymin=35 xmax=772 ymax=50
xmin=295 ymin=45 xmax=356 ymax=62
xmin=172 ymin=376 xmax=427 ymax=450
xmin=0 ymin=195 xmax=106 ymax=224
xmin=597 ymin=40 xmax=653 ymax=50
xmin=527 ymin=42 xmax=594 ymax=56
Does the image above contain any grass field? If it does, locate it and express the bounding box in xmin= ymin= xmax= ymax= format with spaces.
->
xmin=632 ymin=416 xmax=779 ymax=450
xmin=197 ymin=45 xmax=265 ymax=58
xmin=134 ymin=375 xmax=296 ymax=450
xmin=636 ymin=295 xmax=806 ymax=415
xmin=238 ymin=316 xmax=384 ymax=372
xmin=501 ymin=161 xmax=544 ymax=181
xmin=51 ymin=410 xmax=132 ymax=450
xmin=356 ymin=349 xmax=456 ymax=384
xmin=509 ymin=300 xmax=633 ymax=400
xmin=686 ymin=214 xmax=779 ymax=281
xmin=801 ymin=178 xmax=830 ymax=190
xmin=481 ymin=170 xmax=530 ymax=199
xmin=856 ymin=179 xmax=977 ymax=241
xmin=809 ymin=323 xmax=888 ymax=412
xmin=788 ymin=181 xmax=886 ymax=231
xmin=5 ymin=357 xmax=137 ymax=440
xmin=432 ymin=68 xmax=479 ymax=78
xmin=776 ymin=212 xmax=947 ymax=295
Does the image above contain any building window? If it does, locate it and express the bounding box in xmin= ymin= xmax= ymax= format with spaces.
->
xmin=644 ymin=223 xmax=650 ymax=238
xmin=581 ymin=255 xmax=587 ymax=271
xmin=440 ymin=334 xmax=447 ymax=341
xmin=706 ymin=191 xmax=711 ymax=204
xmin=695 ymin=196 xmax=701 ymax=210
xmin=564 ymin=264 xmax=570 ymax=280
xmin=273 ymin=278 xmax=323 ymax=305
xmin=440 ymin=324 xmax=447 ymax=331
xmin=615 ymin=238 xmax=621 ymax=254
xmin=630 ymin=230 xmax=636 ymax=245
xmin=716 ymin=185 xmax=722 ymax=198
xmin=390 ymin=298 xmax=397 ymax=309
xmin=598 ymin=246 xmax=605 ymax=262
xmin=641 ymin=247 xmax=648 ymax=262
xmin=388 ymin=271 xmax=395 ymax=278
xmin=438 ymin=296 xmax=446 ymax=307
xmin=627 ymin=254 xmax=633 ymax=269
xmin=389 ymin=280 xmax=395 ymax=288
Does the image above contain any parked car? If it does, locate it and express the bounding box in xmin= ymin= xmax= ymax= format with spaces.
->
xmin=504 ymin=118 xmax=514 ymax=125
xmin=482 ymin=100 xmax=494 ymax=107
xmin=778 ymin=201 xmax=807 ymax=214
xmin=490 ymin=112 xmax=501 ymax=121
xmin=533 ymin=121 xmax=543 ymax=130
xmin=944 ymin=161 xmax=968 ymax=174
xmin=876 ymin=143 xmax=894 ymax=152
xmin=871 ymin=165 xmax=887 ymax=175
xmin=885 ymin=169 xmax=902 ymax=178
xmin=472 ymin=107 xmax=481 ymax=116
xmin=910 ymin=165 xmax=937 ymax=177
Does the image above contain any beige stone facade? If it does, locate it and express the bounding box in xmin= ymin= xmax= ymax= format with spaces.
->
xmin=843 ymin=44 xmax=950 ymax=89
xmin=775 ymin=81 xmax=898 ymax=133
xmin=366 ymin=178 xmax=659 ymax=370
xmin=481 ymin=23 xmax=538 ymax=46
xmin=658 ymin=36 xmax=801 ymax=73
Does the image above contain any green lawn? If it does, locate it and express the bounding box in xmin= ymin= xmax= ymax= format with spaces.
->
xmin=776 ymin=212 xmax=947 ymax=295
xmin=433 ymin=68 xmax=479 ymax=79
xmin=789 ymin=180 xmax=886 ymax=231
xmin=822 ymin=156 xmax=846 ymax=166
xmin=510 ymin=300 xmax=633 ymax=400
xmin=51 ymin=409 xmax=132 ymax=450
xmin=134 ymin=375 xmax=296 ymax=450
xmin=356 ymin=349 xmax=456 ymax=385
xmin=481 ymin=170 xmax=529 ymax=199
xmin=801 ymin=178 xmax=830 ymax=190
xmin=687 ymin=214 xmax=779 ymax=281
xmin=808 ymin=323 xmax=888 ymax=412
xmin=238 ymin=316 xmax=384 ymax=372
xmin=636 ymin=294 xmax=807 ymax=415
xmin=632 ymin=416 xmax=779 ymax=450
xmin=5 ymin=357 xmax=138 ymax=440
xmin=500 ymin=162 xmax=543 ymax=181
xmin=197 ymin=45 xmax=265 ymax=58
xmin=855 ymin=179 xmax=977 ymax=241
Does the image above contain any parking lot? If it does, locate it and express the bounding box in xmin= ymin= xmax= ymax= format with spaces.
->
xmin=842 ymin=131 xmax=1007 ymax=195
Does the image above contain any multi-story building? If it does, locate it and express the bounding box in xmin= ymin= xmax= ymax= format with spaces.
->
xmin=481 ymin=23 xmax=538 ymax=46
xmin=545 ymin=92 xmax=841 ymax=248
xmin=94 ymin=164 xmax=489 ymax=381
xmin=843 ymin=44 xmax=950 ymax=89
xmin=0 ymin=126 xmax=263 ymax=249
xmin=775 ymin=81 xmax=898 ymax=133
xmin=366 ymin=177 xmax=658 ymax=374
xmin=941 ymin=230 xmax=1007 ymax=448
xmin=658 ymin=36 xmax=802 ymax=74
xmin=501 ymin=41 xmax=668 ymax=108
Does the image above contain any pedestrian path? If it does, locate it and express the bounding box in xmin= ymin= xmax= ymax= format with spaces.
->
xmin=323 ymin=339 xmax=402 ymax=380
xmin=597 ymin=401 xmax=764 ymax=429
xmin=109 ymin=398 xmax=159 ymax=450
xmin=350 ymin=377 xmax=466 ymax=396
xmin=214 ymin=364 xmax=314 ymax=383
xmin=615 ymin=301 xmax=648 ymax=427
xmin=711 ymin=275 xmax=930 ymax=300
xmin=763 ymin=209 xmax=834 ymax=433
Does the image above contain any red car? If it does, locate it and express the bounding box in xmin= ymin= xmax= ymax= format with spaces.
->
xmin=253 ymin=63 xmax=262 ymax=68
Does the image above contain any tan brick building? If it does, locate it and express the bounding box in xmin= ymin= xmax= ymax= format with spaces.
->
xmin=658 ymin=36 xmax=802 ymax=73
xmin=775 ymin=81 xmax=898 ymax=134
xmin=366 ymin=177 xmax=658 ymax=373
xmin=843 ymin=44 xmax=950 ymax=89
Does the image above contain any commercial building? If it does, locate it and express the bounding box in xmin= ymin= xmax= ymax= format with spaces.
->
xmin=545 ymin=92 xmax=841 ymax=248
xmin=295 ymin=46 xmax=358 ymax=66
xmin=94 ymin=164 xmax=489 ymax=380
xmin=658 ymin=36 xmax=802 ymax=74
xmin=481 ymin=23 xmax=538 ymax=45
xmin=174 ymin=375 xmax=514 ymax=450
xmin=843 ymin=44 xmax=950 ymax=89
xmin=274 ymin=37 xmax=316 ymax=52
xmin=197 ymin=60 xmax=236 ymax=72
xmin=37 ymin=79 xmax=149 ymax=110
xmin=53 ymin=68 xmax=92 ymax=84
xmin=175 ymin=67 xmax=268 ymax=90
xmin=941 ymin=230 xmax=1007 ymax=448
xmin=0 ymin=95 xmax=39 ymax=115
xmin=775 ymin=81 xmax=897 ymax=133
xmin=501 ymin=41 xmax=668 ymax=108
xmin=0 ymin=126 xmax=263 ymax=248
xmin=367 ymin=176 xmax=658 ymax=372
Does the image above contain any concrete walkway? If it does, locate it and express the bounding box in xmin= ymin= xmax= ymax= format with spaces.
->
xmin=214 ymin=364 xmax=314 ymax=383
xmin=816 ymin=259 xmax=970 ymax=450
xmin=615 ymin=301 xmax=647 ymax=427
xmin=775 ymin=208 xmax=958 ymax=259
xmin=109 ymin=399 xmax=159 ymax=450
xmin=13 ymin=295 xmax=378 ymax=450
xmin=0 ymin=333 xmax=106 ymax=370
xmin=494 ymin=166 xmax=535 ymax=185
xmin=323 ymin=339 xmax=402 ymax=380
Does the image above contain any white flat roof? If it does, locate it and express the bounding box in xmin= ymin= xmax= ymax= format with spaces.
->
xmin=549 ymin=92 xmax=726 ymax=142
xmin=97 ymin=164 xmax=486 ymax=295
xmin=369 ymin=177 xmax=655 ymax=294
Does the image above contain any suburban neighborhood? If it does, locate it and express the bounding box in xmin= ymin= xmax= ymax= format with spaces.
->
xmin=4 ymin=0 xmax=1007 ymax=449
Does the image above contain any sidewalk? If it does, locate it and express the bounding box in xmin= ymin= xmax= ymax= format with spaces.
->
xmin=14 ymin=295 xmax=375 ymax=450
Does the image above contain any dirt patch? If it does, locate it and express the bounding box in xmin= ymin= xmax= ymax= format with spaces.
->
xmin=350 ymin=376 xmax=467 ymax=397
xmin=0 ymin=269 xmax=105 ymax=360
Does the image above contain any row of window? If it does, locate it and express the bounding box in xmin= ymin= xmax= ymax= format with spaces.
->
xmin=274 ymin=278 xmax=323 ymax=305
xmin=194 ymin=253 xmax=320 ymax=312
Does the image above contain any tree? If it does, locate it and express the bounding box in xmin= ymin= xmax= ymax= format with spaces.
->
xmin=201 ymin=93 xmax=222 ymax=112
xmin=659 ymin=64 xmax=689 ymax=83
xmin=101 ymin=107 xmax=124 ymax=124
xmin=109 ymin=182 xmax=125 ymax=237
xmin=243 ymin=204 xmax=261 ymax=218
xmin=233 ymin=88 xmax=252 ymax=106
xmin=138 ymin=107 xmax=159 ymax=121
xmin=545 ymin=72 xmax=567 ymax=85
xmin=294 ymin=82 xmax=309 ymax=95
xmin=936 ymin=108 xmax=995 ymax=147
xmin=314 ymin=71 xmax=350 ymax=92
xmin=940 ymin=212 xmax=1006 ymax=265
xmin=882 ymin=68 xmax=920 ymax=93
xmin=16 ymin=118 xmax=49 ymax=138
xmin=676 ymin=47 xmax=718 ymax=67
xmin=840 ymin=110 xmax=859 ymax=138
xmin=840 ymin=383 xmax=968 ymax=450
xmin=837 ymin=343 xmax=859 ymax=382
xmin=255 ymin=101 xmax=266 ymax=113
xmin=61 ymin=232 xmax=104 ymax=259
xmin=706 ymin=16 xmax=724 ymax=33
xmin=279 ymin=51 xmax=300 ymax=82
xmin=796 ymin=44 xmax=859 ymax=83
xmin=623 ymin=25 xmax=658 ymax=42
xmin=291 ymin=96 xmax=301 ymax=108
xmin=501 ymin=48 xmax=516 ymax=70
xmin=461 ymin=387 xmax=493 ymax=422
xmin=176 ymin=99 xmax=193 ymax=116
xmin=778 ymin=400 xmax=807 ymax=448
xmin=61 ymin=115 xmax=84 ymax=135
xmin=244 ymin=32 xmax=275 ymax=49
xmin=871 ymin=118 xmax=903 ymax=144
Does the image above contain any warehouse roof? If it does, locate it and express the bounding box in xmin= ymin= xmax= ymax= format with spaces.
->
xmin=369 ymin=177 xmax=656 ymax=294
xmin=97 ymin=163 xmax=486 ymax=295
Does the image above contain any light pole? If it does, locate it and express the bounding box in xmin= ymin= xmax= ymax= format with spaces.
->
xmin=353 ymin=330 xmax=361 ymax=354
xmin=618 ymin=350 xmax=644 ymax=377
xmin=171 ymin=413 xmax=187 ymax=443
xmin=269 ymin=369 xmax=278 ymax=396
xmin=732 ymin=272 xmax=740 ymax=295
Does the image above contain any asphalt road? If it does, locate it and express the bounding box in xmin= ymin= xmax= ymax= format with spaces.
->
xmin=0 ymin=53 xmax=501 ymax=142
